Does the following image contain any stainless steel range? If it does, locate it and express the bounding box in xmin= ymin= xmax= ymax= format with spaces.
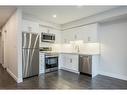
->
xmin=40 ymin=47 xmax=58 ymax=73
xmin=45 ymin=53 xmax=58 ymax=73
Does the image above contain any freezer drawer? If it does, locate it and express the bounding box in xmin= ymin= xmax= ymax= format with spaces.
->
xmin=22 ymin=48 xmax=39 ymax=78
xmin=79 ymin=55 xmax=92 ymax=75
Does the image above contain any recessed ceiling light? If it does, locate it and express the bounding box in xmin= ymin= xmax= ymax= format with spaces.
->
xmin=52 ymin=14 xmax=57 ymax=18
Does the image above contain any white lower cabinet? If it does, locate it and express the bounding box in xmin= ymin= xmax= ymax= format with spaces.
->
xmin=59 ymin=53 xmax=99 ymax=77
xmin=39 ymin=52 xmax=45 ymax=74
xmin=59 ymin=54 xmax=79 ymax=73
xmin=39 ymin=52 xmax=99 ymax=77
xmin=92 ymin=55 xmax=99 ymax=77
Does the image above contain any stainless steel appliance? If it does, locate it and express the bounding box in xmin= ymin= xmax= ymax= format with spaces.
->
xmin=22 ymin=32 xmax=39 ymax=78
xmin=79 ymin=55 xmax=92 ymax=75
xmin=40 ymin=47 xmax=52 ymax=52
xmin=45 ymin=53 xmax=58 ymax=73
xmin=41 ymin=32 xmax=55 ymax=43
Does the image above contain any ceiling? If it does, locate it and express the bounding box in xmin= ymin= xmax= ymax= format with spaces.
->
xmin=0 ymin=7 xmax=16 ymax=28
xmin=22 ymin=6 xmax=117 ymax=25
xmin=0 ymin=6 xmax=117 ymax=28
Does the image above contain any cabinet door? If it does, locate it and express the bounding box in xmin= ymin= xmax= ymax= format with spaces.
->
xmin=68 ymin=54 xmax=79 ymax=72
xmin=62 ymin=23 xmax=98 ymax=43
xmin=39 ymin=53 xmax=45 ymax=74
xmin=63 ymin=54 xmax=79 ymax=72
xmin=65 ymin=54 xmax=72 ymax=69
xmin=92 ymin=55 xmax=99 ymax=77
xmin=61 ymin=31 xmax=68 ymax=44
xmin=80 ymin=23 xmax=98 ymax=43
xmin=59 ymin=54 xmax=67 ymax=69
xmin=59 ymin=54 xmax=79 ymax=73
xmin=22 ymin=20 xmax=39 ymax=33
xmin=61 ymin=30 xmax=73 ymax=44
xmin=62 ymin=27 xmax=86 ymax=42
xmin=51 ymin=29 xmax=61 ymax=44
xmin=59 ymin=54 xmax=72 ymax=69
xmin=71 ymin=30 xmax=77 ymax=41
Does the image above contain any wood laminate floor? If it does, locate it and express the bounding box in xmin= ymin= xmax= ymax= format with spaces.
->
xmin=0 ymin=64 xmax=127 ymax=89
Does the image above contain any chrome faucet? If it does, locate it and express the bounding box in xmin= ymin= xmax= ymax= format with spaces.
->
xmin=75 ymin=45 xmax=80 ymax=53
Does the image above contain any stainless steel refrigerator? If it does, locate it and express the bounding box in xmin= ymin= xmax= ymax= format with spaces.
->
xmin=22 ymin=32 xmax=39 ymax=78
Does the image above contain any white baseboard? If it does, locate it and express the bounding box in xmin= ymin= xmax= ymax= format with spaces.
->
xmin=60 ymin=67 xmax=79 ymax=74
xmin=2 ymin=64 xmax=6 ymax=68
xmin=7 ymin=68 xmax=23 ymax=83
xmin=99 ymin=71 xmax=127 ymax=81
xmin=17 ymin=78 xmax=23 ymax=83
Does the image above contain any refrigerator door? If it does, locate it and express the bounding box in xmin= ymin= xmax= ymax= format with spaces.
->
xmin=30 ymin=48 xmax=39 ymax=76
xmin=22 ymin=48 xmax=32 ymax=78
xmin=22 ymin=48 xmax=39 ymax=78
xmin=22 ymin=32 xmax=30 ymax=48
xmin=22 ymin=32 xmax=39 ymax=49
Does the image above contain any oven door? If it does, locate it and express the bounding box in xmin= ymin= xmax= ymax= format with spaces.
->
xmin=45 ymin=56 xmax=58 ymax=69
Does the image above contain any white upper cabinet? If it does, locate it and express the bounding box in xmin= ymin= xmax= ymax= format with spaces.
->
xmin=39 ymin=26 xmax=61 ymax=44
xmin=61 ymin=30 xmax=72 ymax=44
xmin=81 ymin=23 xmax=98 ymax=43
xmin=52 ymin=29 xmax=61 ymax=44
xmin=22 ymin=20 xmax=39 ymax=33
xmin=61 ymin=23 xmax=98 ymax=43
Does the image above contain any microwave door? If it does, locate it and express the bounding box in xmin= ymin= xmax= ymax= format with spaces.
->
xmin=42 ymin=35 xmax=51 ymax=42
xmin=41 ymin=33 xmax=55 ymax=43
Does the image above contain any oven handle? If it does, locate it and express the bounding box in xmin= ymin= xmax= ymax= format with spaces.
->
xmin=45 ymin=56 xmax=58 ymax=58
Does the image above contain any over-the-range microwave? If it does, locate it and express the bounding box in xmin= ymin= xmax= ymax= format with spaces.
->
xmin=41 ymin=32 xmax=55 ymax=43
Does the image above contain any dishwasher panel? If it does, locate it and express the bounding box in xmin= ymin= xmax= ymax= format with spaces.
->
xmin=79 ymin=55 xmax=92 ymax=75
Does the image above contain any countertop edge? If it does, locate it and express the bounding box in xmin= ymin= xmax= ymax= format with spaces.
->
xmin=39 ymin=51 xmax=100 ymax=55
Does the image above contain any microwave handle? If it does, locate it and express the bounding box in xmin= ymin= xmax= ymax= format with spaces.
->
xmin=53 ymin=36 xmax=55 ymax=40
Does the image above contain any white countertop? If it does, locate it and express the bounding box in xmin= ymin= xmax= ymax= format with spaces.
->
xmin=39 ymin=51 xmax=100 ymax=55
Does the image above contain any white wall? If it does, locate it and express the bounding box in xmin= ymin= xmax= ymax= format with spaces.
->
xmin=1 ymin=8 xmax=22 ymax=83
xmin=0 ymin=31 xmax=2 ymax=64
xmin=0 ymin=28 xmax=5 ymax=66
xmin=99 ymin=19 xmax=127 ymax=80
xmin=17 ymin=8 xmax=23 ymax=83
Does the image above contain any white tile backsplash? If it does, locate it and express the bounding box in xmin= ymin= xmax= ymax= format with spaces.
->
xmin=50 ymin=42 xmax=100 ymax=54
xmin=79 ymin=43 xmax=100 ymax=54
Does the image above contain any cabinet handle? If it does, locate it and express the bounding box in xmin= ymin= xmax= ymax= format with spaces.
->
xmin=74 ymin=35 xmax=77 ymax=40
xmin=70 ymin=58 xmax=72 ymax=63
xmin=64 ymin=39 xmax=67 ymax=43
xmin=47 ymin=29 xmax=50 ymax=33
xmin=88 ymin=36 xmax=91 ymax=41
